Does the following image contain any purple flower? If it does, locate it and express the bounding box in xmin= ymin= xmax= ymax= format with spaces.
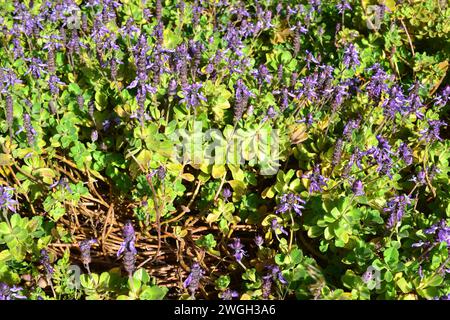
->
xmin=418 ymin=265 xmax=424 ymax=279
xmin=407 ymin=82 xmax=425 ymax=119
xmin=253 ymin=64 xmax=272 ymax=85
xmin=385 ymin=195 xmax=411 ymax=229
xmin=399 ymin=142 xmax=413 ymax=165
xmin=382 ymin=85 xmax=408 ymax=118
xmin=262 ymin=106 xmax=277 ymax=122
xmin=296 ymin=113 xmax=314 ymax=126
xmin=156 ymin=166 xmax=166 ymax=180
xmin=332 ymin=139 xmax=344 ymax=167
xmin=222 ymin=187 xmax=232 ymax=201
xmin=412 ymin=241 xmax=428 ymax=248
xmin=147 ymin=166 xmax=166 ymax=181
xmin=420 ymin=120 xmax=447 ymax=143
xmin=224 ymin=25 xmax=244 ymax=56
xmin=0 ymin=186 xmax=18 ymax=212
xmin=48 ymin=75 xmax=64 ymax=96
xmin=434 ymin=85 xmax=450 ymax=108
xmin=234 ymin=79 xmax=254 ymax=121
xmin=276 ymin=193 xmax=306 ymax=216
xmin=220 ymin=289 xmax=239 ymax=300
xmin=0 ymin=283 xmax=26 ymax=300
xmin=11 ymin=37 xmax=24 ymax=59
xmin=273 ymin=87 xmax=295 ymax=112
xmin=343 ymin=147 xmax=365 ymax=177
xmin=254 ymin=235 xmax=264 ymax=248
xmin=423 ymin=220 xmax=450 ymax=247
xmin=49 ymin=177 xmax=72 ymax=193
xmin=343 ymin=43 xmax=360 ymax=69
xmin=366 ymin=135 xmax=394 ymax=177
xmin=183 ymin=262 xmax=204 ymax=298
xmin=352 ymin=180 xmax=365 ymax=196
xmin=362 ymin=269 xmax=374 ymax=284
xmin=303 ymin=165 xmax=328 ymax=194
xmin=336 ymin=0 xmax=352 ymax=14
xmin=261 ymin=265 xmax=288 ymax=299
xmin=297 ymin=73 xmax=319 ymax=102
xmin=410 ymin=170 xmax=427 ymax=186
xmin=366 ymin=63 xmax=390 ymax=101
xmin=127 ymin=34 xmax=156 ymax=116
xmin=40 ymin=249 xmax=53 ymax=277
xmin=117 ymin=221 xmax=137 ymax=276
xmin=261 ymin=274 xmax=272 ymax=299
xmin=118 ymin=221 xmax=137 ymax=256
xmin=119 ymin=18 xmax=140 ymax=38
xmin=91 ymin=130 xmax=98 ymax=142
xmin=332 ymin=82 xmax=350 ymax=111
xmin=229 ymin=238 xmax=246 ymax=262
xmin=23 ymin=113 xmax=37 ymax=145
xmin=67 ymin=30 xmax=86 ymax=55
xmin=271 ymin=219 xmax=288 ymax=236
xmin=180 ymin=83 xmax=207 ymax=109
xmin=304 ymin=50 xmax=319 ymax=69
xmin=79 ymin=239 xmax=97 ymax=271
xmin=24 ymin=57 xmax=46 ymax=79
xmin=0 ymin=68 xmax=22 ymax=94
xmin=414 ymin=220 xmax=450 ymax=251
xmin=268 ymin=265 xmax=288 ymax=285
xmin=168 ymin=78 xmax=178 ymax=96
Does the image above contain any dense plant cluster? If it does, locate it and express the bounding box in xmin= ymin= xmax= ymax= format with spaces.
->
xmin=0 ymin=0 xmax=449 ymax=300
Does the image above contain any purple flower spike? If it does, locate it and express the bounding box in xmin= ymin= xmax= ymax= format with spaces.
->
xmin=117 ymin=221 xmax=137 ymax=276
xmin=276 ymin=193 xmax=306 ymax=216
xmin=229 ymin=238 xmax=246 ymax=262
xmin=303 ymin=165 xmax=328 ymax=194
xmin=222 ymin=187 xmax=232 ymax=201
xmin=180 ymin=83 xmax=207 ymax=109
xmin=385 ymin=195 xmax=411 ymax=229
xmin=399 ymin=142 xmax=413 ymax=166
xmin=40 ymin=249 xmax=54 ymax=277
xmin=343 ymin=43 xmax=360 ymax=69
xmin=271 ymin=219 xmax=288 ymax=236
xmin=336 ymin=0 xmax=352 ymax=14
xmin=0 ymin=186 xmax=18 ymax=212
xmin=420 ymin=120 xmax=447 ymax=143
xmin=0 ymin=283 xmax=26 ymax=300
xmin=183 ymin=262 xmax=204 ymax=298
xmin=79 ymin=239 xmax=97 ymax=271
xmin=352 ymin=180 xmax=365 ymax=197
xmin=220 ymin=289 xmax=239 ymax=300
xmin=254 ymin=235 xmax=264 ymax=248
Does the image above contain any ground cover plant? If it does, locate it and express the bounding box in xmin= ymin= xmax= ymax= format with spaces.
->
xmin=0 ymin=0 xmax=449 ymax=300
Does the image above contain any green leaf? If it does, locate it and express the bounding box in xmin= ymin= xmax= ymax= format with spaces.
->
xmin=10 ymin=214 xmax=22 ymax=228
xmin=95 ymin=90 xmax=108 ymax=111
xmin=396 ymin=277 xmax=413 ymax=293
xmin=133 ymin=268 xmax=150 ymax=284
xmin=383 ymin=247 xmax=399 ymax=266
xmin=330 ymin=207 xmax=341 ymax=219
xmin=215 ymin=275 xmax=231 ymax=290
xmin=419 ymin=274 xmax=443 ymax=289
xmin=0 ymin=222 xmax=10 ymax=236
xmin=128 ymin=277 xmax=142 ymax=292
xmin=212 ymin=164 xmax=226 ymax=179
xmin=68 ymin=83 xmax=82 ymax=95
xmin=242 ymin=268 xmax=257 ymax=282
xmin=289 ymin=248 xmax=303 ymax=265
xmin=384 ymin=270 xmax=393 ymax=282
xmin=139 ymin=285 xmax=168 ymax=300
